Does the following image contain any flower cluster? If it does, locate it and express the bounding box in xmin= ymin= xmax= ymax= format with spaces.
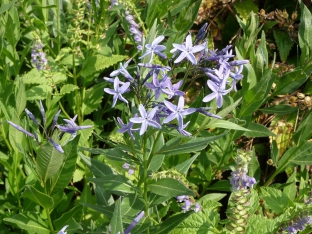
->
xmin=176 ymin=195 xmax=201 ymax=213
xmin=125 ymin=10 xmax=143 ymax=50
xmin=7 ymin=101 xmax=92 ymax=154
xmin=31 ymin=38 xmax=47 ymax=71
xmin=122 ymin=163 xmax=135 ymax=175
xmin=285 ymin=216 xmax=312 ymax=234
xmin=104 ymin=23 xmax=248 ymax=138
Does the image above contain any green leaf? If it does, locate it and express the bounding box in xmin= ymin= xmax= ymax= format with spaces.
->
xmin=260 ymin=187 xmax=293 ymax=214
xmin=54 ymin=205 xmax=83 ymax=231
xmin=239 ymin=67 xmax=275 ymax=117
xmin=22 ymin=68 xmax=45 ymax=84
xmin=3 ymin=212 xmax=50 ymax=234
xmin=79 ymin=152 xmax=113 ymax=177
xmin=36 ymin=142 xmax=64 ymax=183
xmin=155 ymin=133 xmax=226 ymax=156
xmin=283 ymin=171 xmax=296 ymax=201
xmin=26 ymin=84 xmax=52 ymax=100
xmin=207 ymin=180 xmax=231 ymax=192
xmin=149 ymin=212 xmax=194 ymax=234
xmin=0 ymin=1 xmax=13 ymax=15
xmin=273 ymin=29 xmax=294 ymax=61
xmin=148 ymin=178 xmax=194 ymax=197
xmin=5 ymin=5 xmax=20 ymax=47
xmin=170 ymin=200 xmax=221 ymax=234
xmin=293 ymin=110 xmax=312 ymax=144
xmin=80 ymin=54 xmax=127 ymax=78
xmin=110 ymin=198 xmax=123 ymax=234
xmin=298 ymin=0 xmax=312 ymax=52
xmin=244 ymin=123 xmax=276 ymax=137
xmin=82 ymin=82 xmax=106 ymax=115
xmin=60 ymin=84 xmax=79 ymax=95
xmin=245 ymin=214 xmax=277 ymax=234
xmin=233 ymin=0 xmax=258 ymax=21
xmin=15 ymin=79 xmax=26 ymax=116
xmin=208 ymin=119 xmax=250 ymax=131
xmin=22 ymin=185 xmax=54 ymax=209
xmin=49 ymin=136 xmax=79 ymax=195
xmin=89 ymin=175 xmax=138 ymax=195
xmin=175 ymin=153 xmax=199 ymax=175
xmin=260 ymin=105 xmax=298 ymax=115
xmin=277 ymin=141 xmax=312 ymax=174
xmin=271 ymin=68 xmax=309 ymax=96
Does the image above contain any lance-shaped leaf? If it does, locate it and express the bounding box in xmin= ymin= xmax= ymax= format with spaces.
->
xmin=22 ymin=185 xmax=54 ymax=209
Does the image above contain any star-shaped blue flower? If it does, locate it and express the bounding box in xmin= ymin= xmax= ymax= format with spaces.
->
xmin=139 ymin=35 xmax=166 ymax=63
xmin=117 ymin=117 xmax=139 ymax=139
xmin=110 ymin=59 xmax=134 ymax=82
xmin=104 ymin=77 xmax=130 ymax=107
xmin=163 ymin=96 xmax=196 ymax=130
xmin=145 ymin=73 xmax=170 ymax=100
xmin=130 ymin=104 xmax=161 ymax=135
xmin=171 ymin=34 xmax=205 ymax=65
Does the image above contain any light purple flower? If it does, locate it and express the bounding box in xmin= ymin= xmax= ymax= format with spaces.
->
xmin=171 ymin=34 xmax=205 ymax=65
xmin=104 ymin=77 xmax=130 ymax=107
xmin=163 ymin=80 xmax=185 ymax=99
xmin=139 ymin=35 xmax=166 ymax=63
xmin=182 ymin=200 xmax=191 ymax=213
xmin=57 ymin=225 xmax=68 ymax=234
xmin=124 ymin=211 xmax=145 ymax=234
xmin=48 ymin=137 xmax=64 ymax=154
xmin=176 ymin=195 xmax=189 ymax=202
xmin=177 ymin=121 xmax=192 ymax=137
xmin=7 ymin=121 xmax=35 ymax=139
xmin=117 ymin=117 xmax=139 ymax=140
xmin=163 ymin=96 xmax=196 ymax=130
xmin=57 ymin=114 xmax=92 ymax=138
xmin=39 ymin=100 xmax=46 ymax=124
xmin=202 ymin=78 xmax=231 ymax=108
xmin=194 ymin=203 xmax=201 ymax=212
xmin=145 ymin=73 xmax=170 ymax=100
xmin=130 ymin=104 xmax=161 ymax=135
xmin=25 ymin=109 xmax=39 ymax=124
xmin=230 ymin=65 xmax=244 ymax=91
xmin=110 ymin=59 xmax=134 ymax=82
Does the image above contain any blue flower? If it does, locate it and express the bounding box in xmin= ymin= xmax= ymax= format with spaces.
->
xmin=117 ymin=117 xmax=139 ymax=139
xmin=110 ymin=59 xmax=134 ymax=82
xmin=163 ymin=96 xmax=196 ymax=130
xmin=39 ymin=100 xmax=46 ymax=124
xmin=139 ymin=35 xmax=167 ymax=63
xmin=104 ymin=77 xmax=130 ymax=107
xmin=202 ymin=77 xmax=231 ymax=108
xmin=145 ymin=73 xmax=170 ymax=100
xmin=230 ymin=65 xmax=244 ymax=91
xmin=7 ymin=121 xmax=35 ymax=139
xmin=57 ymin=115 xmax=92 ymax=138
xmin=57 ymin=225 xmax=68 ymax=234
xmin=171 ymin=34 xmax=205 ymax=65
xmin=130 ymin=104 xmax=161 ymax=135
xmin=163 ymin=80 xmax=185 ymax=99
xmin=124 ymin=211 xmax=145 ymax=234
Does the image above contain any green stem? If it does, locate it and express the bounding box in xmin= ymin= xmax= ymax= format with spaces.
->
xmin=46 ymin=208 xmax=54 ymax=232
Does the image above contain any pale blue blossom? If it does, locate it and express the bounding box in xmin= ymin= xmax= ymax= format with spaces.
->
xmin=104 ymin=77 xmax=130 ymax=107
xmin=139 ymin=35 xmax=166 ymax=63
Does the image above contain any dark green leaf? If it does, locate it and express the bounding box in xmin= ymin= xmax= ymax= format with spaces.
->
xmin=260 ymin=105 xmax=298 ymax=115
xmin=110 ymin=198 xmax=123 ymax=234
xmin=148 ymin=178 xmax=194 ymax=197
xmin=244 ymin=123 xmax=276 ymax=137
xmin=22 ymin=185 xmax=54 ymax=209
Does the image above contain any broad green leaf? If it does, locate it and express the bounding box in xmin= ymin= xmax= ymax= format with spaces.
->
xmin=148 ymin=154 xmax=165 ymax=172
xmin=0 ymin=1 xmax=13 ymax=15
xmin=260 ymin=187 xmax=293 ymax=214
xmin=200 ymin=193 xmax=227 ymax=202
xmin=60 ymin=84 xmax=79 ymax=96
xmin=36 ymin=142 xmax=64 ymax=183
xmin=239 ymin=67 xmax=275 ymax=117
xmin=22 ymin=185 xmax=54 ymax=209
xmin=293 ymin=111 xmax=312 ymax=144
xmin=79 ymin=152 xmax=114 ymax=177
xmin=3 ymin=212 xmax=50 ymax=234
xmin=149 ymin=212 xmax=194 ymax=234
xmin=298 ymin=1 xmax=312 ymax=52
xmin=155 ymin=134 xmax=226 ymax=156
xmin=233 ymin=0 xmax=258 ymax=21
xmin=244 ymin=123 xmax=276 ymax=137
xmin=49 ymin=136 xmax=80 ymax=195
xmin=170 ymin=200 xmax=221 ymax=234
xmin=148 ymin=178 xmax=194 ymax=197
xmin=283 ymin=171 xmax=296 ymax=201
xmin=120 ymin=194 xmax=145 ymax=221
xmin=82 ymin=82 xmax=106 ymax=115
xmin=245 ymin=214 xmax=277 ymax=234
xmin=80 ymin=54 xmax=127 ymax=78
xmin=54 ymin=205 xmax=83 ymax=231
xmin=273 ymin=29 xmax=294 ymax=61
xmin=95 ymin=186 xmax=114 ymax=207
xmin=208 ymin=119 xmax=249 ymax=131
xmin=89 ymin=175 xmax=138 ymax=195
xmin=271 ymin=68 xmax=309 ymax=96
xmin=22 ymin=68 xmax=46 ymax=84
xmin=260 ymin=105 xmax=298 ymax=115
xmin=5 ymin=5 xmax=20 ymax=47
xmin=26 ymin=84 xmax=52 ymax=100
xmin=15 ymin=79 xmax=26 ymax=116
xmin=175 ymin=153 xmax=199 ymax=175
xmin=110 ymin=198 xmax=123 ymax=234
xmin=277 ymin=141 xmax=312 ymax=173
